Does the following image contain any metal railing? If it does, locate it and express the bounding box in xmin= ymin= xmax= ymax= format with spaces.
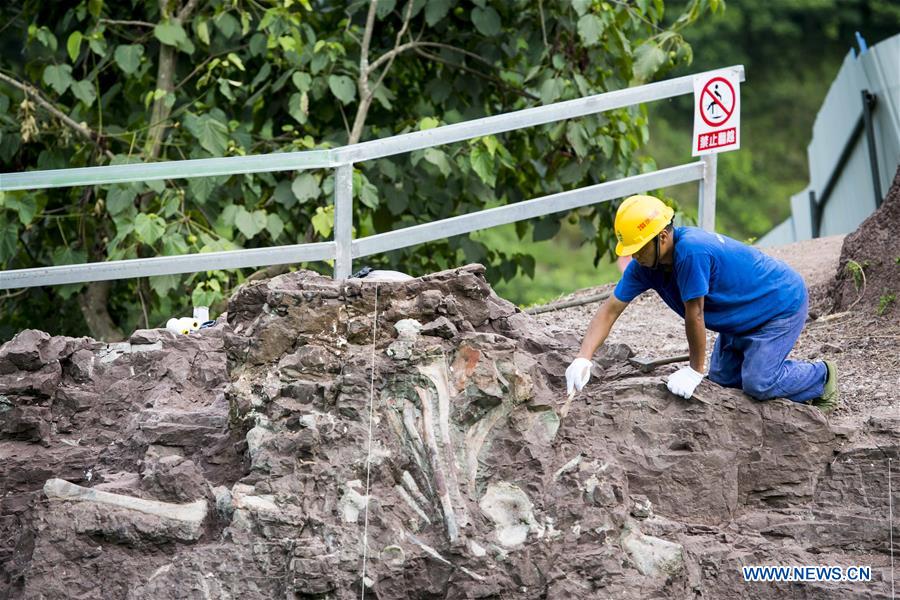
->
xmin=0 ymin=65 xmax=744 ymax=290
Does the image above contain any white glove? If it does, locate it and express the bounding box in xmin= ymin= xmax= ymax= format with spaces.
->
xmin=179 ymin=316 xmax=201 ymax=333
xmin=666 ymin=366 xmax=705 ymax=399
xmin=166 ymin=317 xmax=200 ymax=334
xmin=565 ymin=358 xmax=593 ymax=395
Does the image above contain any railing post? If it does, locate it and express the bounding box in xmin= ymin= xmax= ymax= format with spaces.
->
xmin=698 ymin=153 xmax=717 ymax=231
xmin=333 ymin=163 xmax=353 ymax=279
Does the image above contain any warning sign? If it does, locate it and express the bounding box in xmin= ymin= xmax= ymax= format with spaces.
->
xmin=692 ymin=70 xmax=741 ymax=156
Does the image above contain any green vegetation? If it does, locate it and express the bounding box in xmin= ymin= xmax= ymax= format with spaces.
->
xmin=644 ymin=0 xmax=900 ymax=241
xmin=2 ymin=1 xmax=896 ymax=341
xmin=876 ymin=293 xmax=895 ymax=316
xmin=473 ymin=219 xmax=620 ymax=307
xmin=0 ymin=0 xmax=722 ymax=341
xmin=845 ymin=259 xmax=866 ymax=292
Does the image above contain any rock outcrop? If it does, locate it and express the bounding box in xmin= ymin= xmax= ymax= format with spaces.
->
xmin=1 ymin=265 xmax=896 ymax=598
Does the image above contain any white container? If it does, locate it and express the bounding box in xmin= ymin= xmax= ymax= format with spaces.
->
xmin=193 ymin=306 xmax=210 ymax=322
xmin=165 ymin=317 xmax=181 ymax=333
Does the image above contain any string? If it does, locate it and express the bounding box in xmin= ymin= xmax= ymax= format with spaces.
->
xmin=889 ymin=457 xmax=895 ymax=599
xmin=360 ymin=284 xmax=379 ymax=599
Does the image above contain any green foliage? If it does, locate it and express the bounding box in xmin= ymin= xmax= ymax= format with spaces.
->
xmin=645 ymin=0 xmax=898 ymax=241
xmin=0 ymin=0 xmax=722 ymax=340
xmin=844 ymin=259 xmax=865 ymax=291
xmin=876 ymin=293 xmax=895 ymax=316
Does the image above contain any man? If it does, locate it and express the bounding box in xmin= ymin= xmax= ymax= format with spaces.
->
xmin=565 ymin=194 xmax=839 ymax=411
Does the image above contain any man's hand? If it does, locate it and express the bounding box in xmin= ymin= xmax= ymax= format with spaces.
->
xmin=565 ymin=358 xmax=593 ymax=395
xmin=667 ymin=366 xmax=704 ymax=399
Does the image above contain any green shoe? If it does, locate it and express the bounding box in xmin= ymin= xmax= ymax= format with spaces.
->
xmin=812 ymin=360 xmax=839 ymax=413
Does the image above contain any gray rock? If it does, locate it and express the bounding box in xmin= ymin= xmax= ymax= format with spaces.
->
xmin=0 ymin=266 xmax=894 ymax=600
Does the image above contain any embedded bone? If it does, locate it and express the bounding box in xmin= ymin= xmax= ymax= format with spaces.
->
xmin=416 ymin=385 xmax=459 ymax=542
xmin=44 ymin=478 xmax=206 ymax=524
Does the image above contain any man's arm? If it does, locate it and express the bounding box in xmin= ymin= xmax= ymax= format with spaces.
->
xmin=577 ymin=295 xmax=629 ymax=360
xmin=684 ymin=296 xmax=706 ymax=372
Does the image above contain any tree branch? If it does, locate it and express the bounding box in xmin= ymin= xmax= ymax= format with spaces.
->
xmin=172 ymin=44 xmax=250 ymax=94
xmin=366 ymin=39 xmax=419 ymax=74
xmin=358 ymin=0 xmax=379 ymax=98
xmin=144 ymin=0 xmax=202 ymax=159
xmin=0 ymin=71 xmax=115 ymax=159
xmin=99 ymin=18 xmax=155 ymax=28
xmin=370 ymin=4 xmax=415 ymax=91
xmin=413 ymin=48 xmax=539 ymax=101
xmin=349 ymin=0 xmax=415 ymax=144
xmin=415 ymin=42 xmax=502 ymax=71
xmin=178 ymin=0 xmax=201 ymax=20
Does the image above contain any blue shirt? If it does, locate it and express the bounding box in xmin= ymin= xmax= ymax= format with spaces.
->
xmin=613 ymin=227 xmax=806 ymax=335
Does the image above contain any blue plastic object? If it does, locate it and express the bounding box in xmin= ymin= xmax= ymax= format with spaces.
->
xmin=855 ymin=31 xmax=868 ymax=56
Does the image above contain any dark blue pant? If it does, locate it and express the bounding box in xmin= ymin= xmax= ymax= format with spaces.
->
xmin=708 ymin=294 xmax=827 ymax=403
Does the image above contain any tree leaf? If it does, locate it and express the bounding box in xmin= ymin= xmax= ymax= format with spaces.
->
xmin=357 ymin=176 xmax=379 ymax=209
xmin=424 ymin=148 xmax=451 ymax=177
xmin=134 ymin=213 xmax=166 ymax=245
xmin=459 ymin=237 xmax=486 ymax=263
xmin=273 ymin=180 xmax=297 ymax=208
xmin=67 ymin=31 xmax=83 ymax=62
xmin=162 ymin=234 xmax=189 ymax=256
xmin=196 ymin=20 xmax=210 ymax=45
xmin=226 ymin=52 xmax=245 ymax=71
xmin=154 ymin=20 xmax=188 ymax=47
xmin=328 ymin=75 xmax=356 ymax=105
xmin=188 ymin=175 xmax=219 ymax=204
xmin=539 ymin=78 xmax=562 ymax=104
xmin=70 ymin=80 xmax=96 ymax=107
xmin=291 ymin=172 xmax=320 ymax=203
xmin=533 ymin=216 xmax=561 ymax=241
xmin=577 ymin=14 xmax=605 ymax=46
xmin=632 ymin=41 xmax=667 ymax=82
xmin=376 ymin=0 xmax=396 ymax=19
xmin=292 ymin=71 xmax=312 ymax=92
xmin=3 ymin=193 xmax=37 ymax=225
xmin=288 ymin=92 xmax=308 ymax=124
xmin=216 ymin=13 xmax=239 ymax=39
xmin=114 ymin=44 xmax=144 ymax=75
xmin=311 ymin=205 xmax=334 ymax=238
xmin=234 ymin=206 xmax=261 ymax=239
xmin=470 ymin=145 xmax=496 ymax=187
xmin=51 ymin=246 xmax=87 ymax=266
xmin=183 ymin=112 xmax=230 ymax=156
xmin=88 ymin=36 xmax=106 ymax=56
xmin=144 ymin=178 xmax=166 ymax=194
xmin=149 ymin=274 xmax=181 ymax=297
xmin=419 ymin=116 xmax=440 ymax=130
xmin=566 ymin=121 xmax=589 ymax=158
xmin=266 ymin=212 xmax=284 ymax=240
xmin=0 ymin=217 xmax=17 ymax=264
xmin=425 ymin=0 xmax=452 ymax=26
xmin=571 ymin=0 xmax=592 ymax=17
xmin=471 ymin=6 xmax=501 ymax=36
xmin=252 ymin=209 xmax=267 ymax=233
xmin=373 ymin=84 xmax=394 ymax=110
xmin=106 ymin=186 xmax=136 ymax=215
xmin=42 ymin=65 xmax=73 ymax=95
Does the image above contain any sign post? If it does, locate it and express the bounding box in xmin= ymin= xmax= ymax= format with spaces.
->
xmin=692 ymin=70 xmax=741 ymax=157
xmin=692 ymin=68 xmax=741 ymax=231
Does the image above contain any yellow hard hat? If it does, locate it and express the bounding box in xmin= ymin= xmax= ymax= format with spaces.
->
xmin=613 ymin=194 xmax=675 ymax=256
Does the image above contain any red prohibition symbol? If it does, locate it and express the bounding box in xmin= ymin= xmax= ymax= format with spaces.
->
xmin=700 ymin=77 xmax=735 ymax=127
